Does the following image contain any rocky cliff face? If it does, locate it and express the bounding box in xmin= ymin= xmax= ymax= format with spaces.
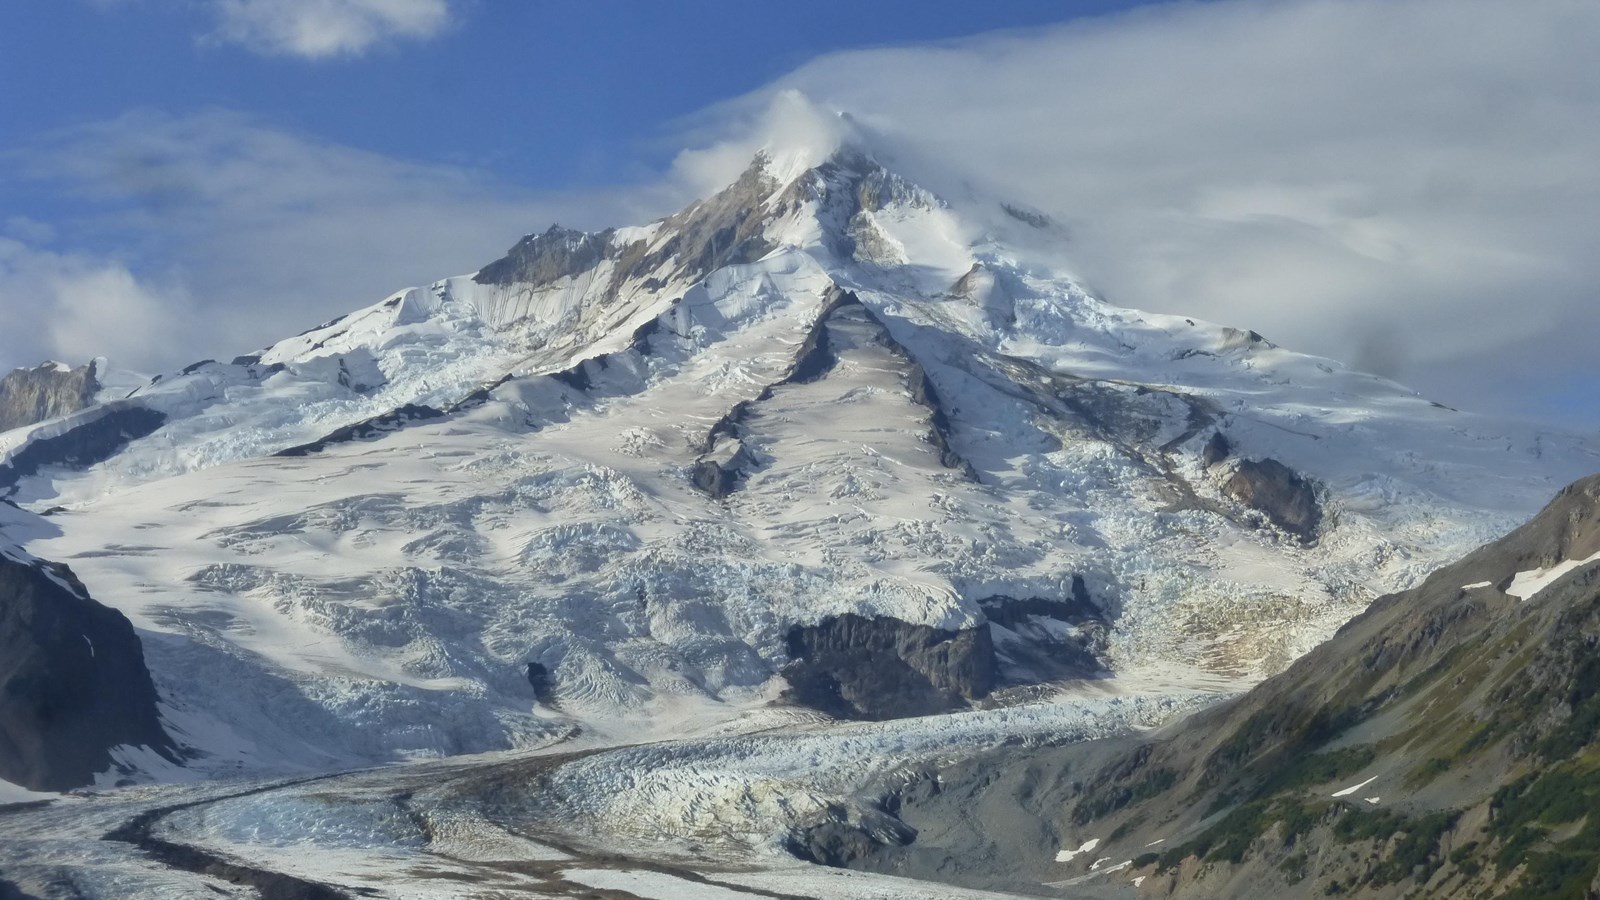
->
xmin=0 ymin=520 xmax=177 ymax=792
xmin=781 ymin=614 xmax=996 ymax=720
xmin=1222 ymin=456 xmax=1323 ymax=544
xmin=0 ymin=362 xmax=99 ymax=434
xmin=832 ymin=473 xmax=1600 ymax=898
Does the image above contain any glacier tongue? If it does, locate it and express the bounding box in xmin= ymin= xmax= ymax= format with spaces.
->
xmin=2 ymin=144 xmax=1597 ymax=776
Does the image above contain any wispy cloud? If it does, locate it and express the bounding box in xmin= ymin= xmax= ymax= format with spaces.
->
xmin=3 ymin=110 xmax=656 ymax=373
xmin=675 ymin=0 xmax=1600 ymax=425
xmin=205 ymin=0 xmax=454 ymax=58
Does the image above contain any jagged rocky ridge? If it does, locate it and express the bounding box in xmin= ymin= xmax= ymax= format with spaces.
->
xmin=838 ymin=473 xmax=1600 ymax=898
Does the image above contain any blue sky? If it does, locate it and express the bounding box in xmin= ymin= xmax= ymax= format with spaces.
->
xmin=1 ymin=0 xmax=1596 ymax=430
xmin=2 ymin=2 xmax=1157 ymax=192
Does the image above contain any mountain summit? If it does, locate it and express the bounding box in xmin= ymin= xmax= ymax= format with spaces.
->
xmin=1 ymin=141 xmax=1596 ymax=778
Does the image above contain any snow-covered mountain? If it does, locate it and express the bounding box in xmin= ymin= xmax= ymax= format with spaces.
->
xmin=2 ymin=131 xmax=1596 ymax=779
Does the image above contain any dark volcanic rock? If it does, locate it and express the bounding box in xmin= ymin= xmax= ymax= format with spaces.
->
xmin=690 ymin=401 xmax=758 ymax=499
xmin=1201 ymin=430 xmax=1232 ymax=468
xmin=525 ymin=662 xmax=552 ymax=702
xmin=690 ymin=457 xmax=742 ymax=500
xmin=782 ymin=613 xmax=995 ymax=720
xmin=643 ymin=158 xmax=779 ymax=280
xmin=689 ymin=287 xmax=980 ymax=500
xmin=979 ymin=577 xmax=1111 ymax=682
xmin=906 ymin=367 xmax=977 ymax=479
xmin=274 ymin=404 xmax=445 ymax=457
xmin=775 ymin=289 xmax=860 ymax=387
xmin=0 ymin=362 xmax=100 ymax=433
xmin=786 ymin=808 xmax=918 ymax=868
xmin=0 ymin=553 xmax=176 ymax=791
xmin=1224 ymin=456 xmax=1321 ymax=543
xmin=0 ymin=404 xmax=167 ymax=495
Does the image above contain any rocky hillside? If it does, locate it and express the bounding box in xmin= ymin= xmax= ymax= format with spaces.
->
xmin=847 ymin=472 xmax=1600 ymax=898
xmin=0 ymin=503 xmax=178 ymax=792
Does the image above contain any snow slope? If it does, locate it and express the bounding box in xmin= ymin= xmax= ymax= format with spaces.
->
xmin=2 ymin=129 xmax=1596 ymax=776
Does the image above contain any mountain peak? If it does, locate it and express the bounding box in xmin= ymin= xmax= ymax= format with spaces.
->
xmin=732 ymin=91 xmax=868 ymax=183
xmin=750 ymin=106 xmax=911 ymax=184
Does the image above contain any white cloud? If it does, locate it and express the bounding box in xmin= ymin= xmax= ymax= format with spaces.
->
xmin=0 ymin=238 xmax=195 ymax=373
xmin=6 ymin=110 xmax=652 ymax=374
xmin=206 ymin=0 xmax=453 ymax=58
xmin=671 ymin=0 xmax=1600 ymax=425
xmin=666 ymin=90 xmax=854 ymax=197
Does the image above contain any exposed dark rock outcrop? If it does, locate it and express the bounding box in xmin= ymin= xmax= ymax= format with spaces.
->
xmin=785 ymin=807 xmax=918 ymax=868
xmin=904 ymin=362 xmax=977 ymax=479
xmin=274 ymin=404 xmax=446 ymax=457
xmin=624 ymin=316 xmax=664 ymax=355
xmin=980 ymin=592 xmax=1100 ymax=632
xmin=982 ymin=352 xmax=1229 ymax=511
xmin=0 ymin=404 xmax=167 ymax=495
xmin=473 ymin=225 xmax=615 ymax=287
xmin=0 ymin=552 xmax=177 ymax=791
xmin=689 ymin=456 xmax=746 ymax=500
xmin=999 ymin=203 xmax=1054 ymax=230
xmin=642 ymin=159 xmax=781 ymax=281
xmin=689 ymin=290 xmax=858 ymax=501
xmin=1224 ymin=457 xmax=1322 ymax=543
xmin=0 ymin=362 xmax=100 ymax=434
xmin=474 ymin=148 xmax=938 ymax=322
xmin=781 ymin=614 xmax=995 ymax=720
xmin=948 ymin=263 xmax=1018 ymax=329
xmin=979 ymin=577 xmax=1112 ymax=682
xmin=278 ymin=307 xmax=676 ymax=460
xmin=548 ymin=363 xmax=593 ymax=392
xmin=775 ymin=146 xmax=941 ymax=263
xmin=525 ymin=662 xmax=552 ymax=702
xmin=690 ymin=400 xmax=758 ymax=500
xmin=447 ymin=374 xmax=516 ymax=413
xmin=773 ymin=289 xmax=859 ymax=387
xmin=1201 ymin=430 xmax=1232 ymax=468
